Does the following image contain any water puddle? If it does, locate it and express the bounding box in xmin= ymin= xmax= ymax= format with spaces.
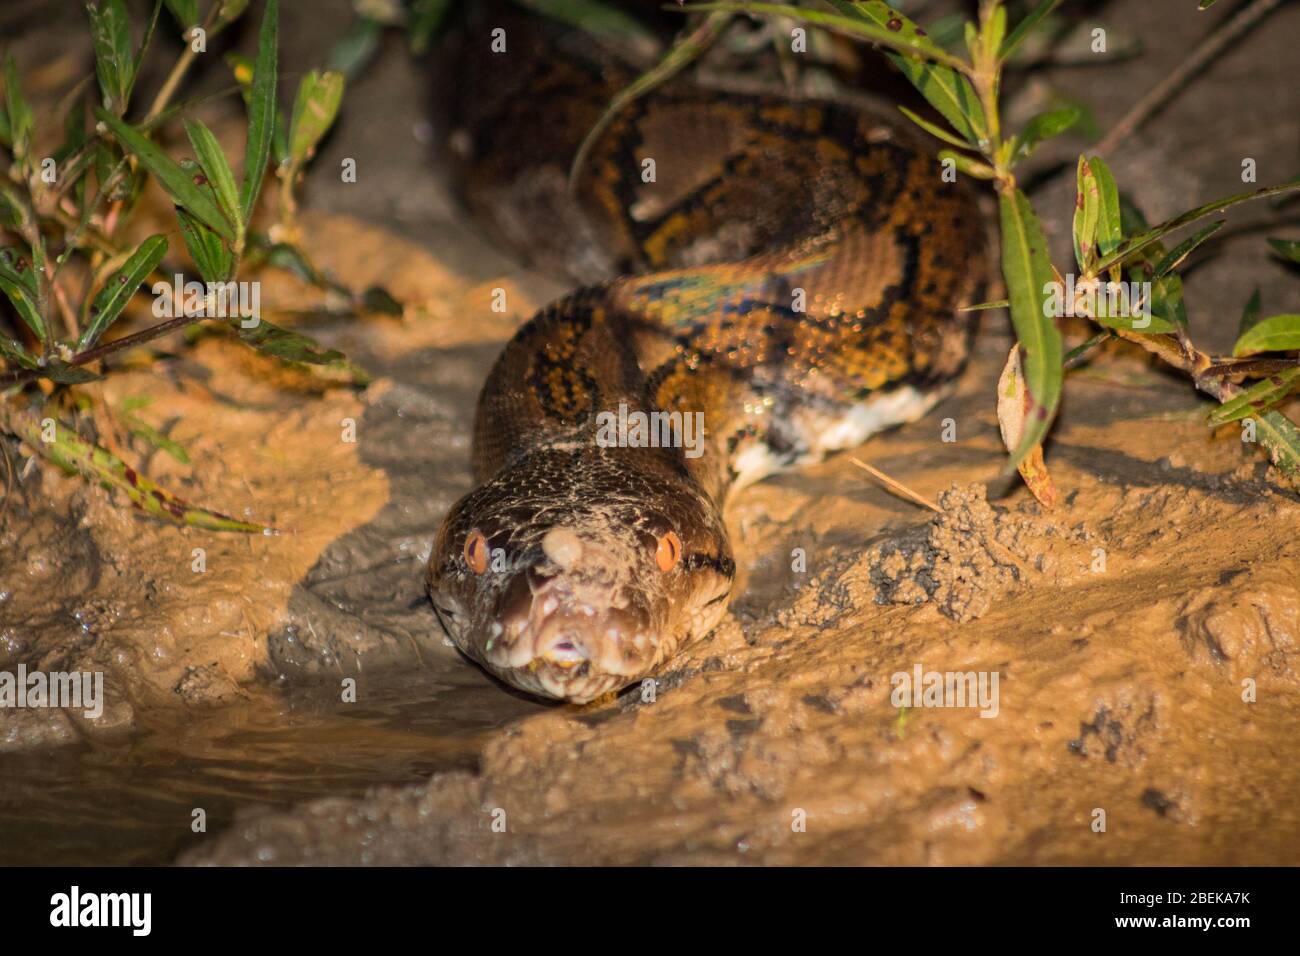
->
xmin=0 ymin=672 xmax=544 ymax=865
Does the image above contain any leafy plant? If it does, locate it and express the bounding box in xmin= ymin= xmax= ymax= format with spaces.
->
xmin=665 ymin=0 xmax=1300 ymax=488
xmin=0 ymin=0 xmax=386 ymax=532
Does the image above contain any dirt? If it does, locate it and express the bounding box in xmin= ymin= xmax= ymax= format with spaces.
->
xmin=3 ymin=0 xmax=1300 ymax=866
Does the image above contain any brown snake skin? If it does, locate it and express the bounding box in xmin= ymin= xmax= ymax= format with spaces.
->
xmin=426 ymin=7 xmax=986 ymax=702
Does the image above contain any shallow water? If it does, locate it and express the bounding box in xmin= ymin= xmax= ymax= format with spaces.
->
xmin=0 ymin=673 xmax=540 ymax=865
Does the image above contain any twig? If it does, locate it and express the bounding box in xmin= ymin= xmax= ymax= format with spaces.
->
xmin=1095 ymin=0 xmax=1285 ymax=156
xmin=848 ymin=456 xmax=941 ymax=513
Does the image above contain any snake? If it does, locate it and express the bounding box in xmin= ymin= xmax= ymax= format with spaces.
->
xmin=425 ymin=5 xmax=986 ymax=703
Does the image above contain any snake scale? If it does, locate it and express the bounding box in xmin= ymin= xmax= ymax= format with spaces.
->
xmin=426 ymin=5 xmax=985 ymax=702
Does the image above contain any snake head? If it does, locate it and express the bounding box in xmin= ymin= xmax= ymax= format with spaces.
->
xmin=426 ymin=455 xmax=734 ymax=703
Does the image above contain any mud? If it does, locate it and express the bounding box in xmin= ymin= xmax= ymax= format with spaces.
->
xmin=3 ymin=0 xmax=1300 ymax=866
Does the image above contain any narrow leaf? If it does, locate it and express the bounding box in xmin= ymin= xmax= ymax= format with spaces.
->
xmin=1000 ymin=0 xmax=1062 ymax=62
xmin=184 ymin=119 xmax=242 ymax=231
xmin=94 ymin=107 xmax=236 ymax=240
xmin=0 ymin=403 xmax=269 ymax=532
xmin=1207 ymin=368 xmax=1300 ymax=426
xmin=1099 ymin=179 xmax=1300 ymax=273
xmin=1238 ymin=289 xmax=1262 ymax=338
xmin=1087 ymin=156 xmax=1122 ymax=259
xmin=79 ymin=234 xmax=168 ymax=349
xmin=3 ymin=55 xmax=34 ymax=160
xmin=1010 ymin=105 xmax=1080 ymax=162
xmin=1254 ymin=410 xmax=1300 ymax=477
xmin=176 ymin=208 xmax=234 ymax=283
xmin=1073 ymin=155 xmax=1099 ymax=270
xmin=408 ymin=0 xmax=453 ymax=55
xmin=238 ymin=318 xmax=371 ymax=385
xmin=87 ymin=0 xmax=135 ymax=113
xmin=1266 ymin=237 xmax=1300 ymax=264
xmin=240 ymin=0 xmax=279 ymax=224
xmin=898 ymin=105 xmax=973 ymax=149
xmin=288 ymin=69 xmax=345 ymax=165
xmin=1152 ymin=220 xmax=1223 ymax=277
xmin=998 ymin=187 xmax=1062 ymax=468
xmin=1233 ymin=314 xmax=1300 ymax=356
xmin=163 ymin=0 xmax=199 ymax=29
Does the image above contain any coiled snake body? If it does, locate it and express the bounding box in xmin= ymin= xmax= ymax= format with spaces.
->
xmin=427 ymin=10 xmax=985 ymax=702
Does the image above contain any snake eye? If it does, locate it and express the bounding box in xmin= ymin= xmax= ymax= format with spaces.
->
xmin=655 ymin=530 xmax=682 ymax=572
xmin=464 ymin=530 xmax=490 ymax=574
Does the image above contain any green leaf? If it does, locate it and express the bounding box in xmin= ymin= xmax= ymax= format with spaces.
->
xmin=0 ymin=332 xmax=37 ymax=369
xmin=0 ymin=402 xmax=268 ymax=532
xmin=128 ymin=0 xmax=165 ymax=105
xmin=959 ymin=298 xmax=1010 ymax=313
xmin=94 ymin=107 xmax=236 ymax=241
xmin=1152 ymin=220 xmax=1223 ymax=277
xmin=87 ymin=0 xmax=135 ymax=114
xmin=1238 ymin=289 xmax=1262 ymax=338
xmin=1000 ymin=0 xmax=1062 ymax=62
xmin=224 ymin=52 xmax=289 ymax=166
xmin=898 ymin=105 xmax=973 ymax=150
xmin=79 ymin=234 xmax=169 ymax=350
xmin=1098 ymin=178 xmax=1300 ymax=274
xmin=163 ymin=0 xmax=199 ymax=29
xmin=240 ymin=0 xmax=279 ymax=224
xmin=3 ymin=55 xmax=34 ymax=160
xmin=43 ymin=360 xmax=103 ymax=384
xmin=1207 ymin=368 xmax=1300 ymax=426
xmin=408 ymin=0 xmax=454 ymax=55
xmin=829 ymin=0 xmax=989 ymax=146
xmin=1266 ymin=237 xmax=1300 ymax=264
xmin=0 ymin=248 xmax=45 ymax=344
xmin=288 ymin=70 xmax=345 ymax=165
xmin=177 ymin=208 xmax=234 ymax=283
xmin=184 ymin=119 xmax=242 ymax=232
xmin=1233 ymin=314 xmax=1300 ymax=356
xmin=1073 ymin=155 xmax=1099 ymax=270
xmin=1009 ymin=105 xmax=1079 ymax=162
xmin=121 ymin=407 xmax=191 ymax=464
xmin=1090 ymin=284 xmax=1178 ymax=333
xmin=1254 ymin=410 xmax=1300 ymax=477
xmin=1113 ymin=193 xmax=1188 ymax=330
xmin=889 ymin=62 xmax=984 ymax=146
xmin=998 ymin=187 xmax=1062 ymax=468
xmin=215 ymin=0 xmax=251 ymax=31
xmin=237 ymin=318 xmax=371 ymax=385
xmin=329 ymin=17 xmax=383 ymax=76
xmin=1087 ymin=156 xmax=1122 ymax=260
xmin=937 ymin=149 xmax=996 ymax=179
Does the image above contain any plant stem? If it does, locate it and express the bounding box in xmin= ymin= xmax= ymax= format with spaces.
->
xmin=1095 ymin=0 xmax=1284 ymax=156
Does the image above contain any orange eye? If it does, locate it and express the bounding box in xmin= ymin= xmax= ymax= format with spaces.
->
xmin=464 ymin=530 xmax=490 ymax=574
xmin=655 ymin=531 xmax=682 ymax=573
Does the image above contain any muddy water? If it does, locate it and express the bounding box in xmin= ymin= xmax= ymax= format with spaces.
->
xmin=0 ymin=674 xmax=542 ymax=865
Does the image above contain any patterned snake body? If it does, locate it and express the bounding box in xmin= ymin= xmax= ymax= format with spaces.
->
xmin=427 ymin=10 xmax=985 ymax=702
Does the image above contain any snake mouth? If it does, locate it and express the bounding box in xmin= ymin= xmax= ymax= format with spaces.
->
xmin=476 ymin=577 xmax=659 ymax=701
